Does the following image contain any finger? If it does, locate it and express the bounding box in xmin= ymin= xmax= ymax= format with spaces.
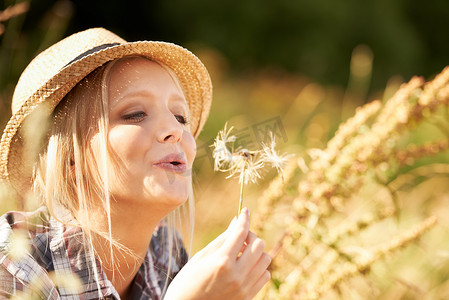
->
xmin=205 ymin=229 xmax=228 ymax=250
xmin=221 ymin=207 xmax=250 ymax=259
xmin=250 ymin=252 xmax=271 ymax=281
xmin=234 ymin=230 xmax=255 ymax=258
xmin=214 ymin=215 xmax=239 ymax=239
xmin=208 ymin=216 xmax=238 ymax=249
xmin=217 ymin=216 xmax=238 ymax=240
xmin=226 ymin=216 xmax=238 ymax=232
xmin=238 ymin=230 xmax=256 ymax=255
xmin=237 ymin=231 xmax=262 ymax=266
xmin=246 ymin=253 xmax=271 ymax=296
xmin=248 ymin=269 xmax=271 ymax=299
xmin=236 ymin=236 xmax=266 ymax=281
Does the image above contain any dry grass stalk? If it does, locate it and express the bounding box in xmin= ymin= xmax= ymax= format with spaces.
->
xmin=304 ymin=216 xmax=437 ymax=300
xmin=310 ymin=99 xmax=382 ymax=171
xmin=387 ymin=163 xmax=449 ymax=195
xmin=394 ymin=140 xmax=449 ymax=167
xmin=256 ymin=66 xmax=449 ymax=299
xmin=325 ymin=207 xmax=396 ymax=246
xmin=0 ymin=2 xmax=29 ymax=36
xmin=418 ymin=66 xmax=449 ymax=107
xmin=295 ymin=71 xmax=449 ymax=217
xmin=270 ymin=207 xmax=395 ymax=298
xmin=300 ymin=100 xmax=384 ymax=206
xmin=323 ymin=78 xmax=423 ymax=192
xmin=0 ymin=2 xmax=29 ymax=22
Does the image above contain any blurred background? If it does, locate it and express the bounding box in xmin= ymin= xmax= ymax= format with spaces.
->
xmin=1 ymin=2 xmax=449 ymax=298
xmin=2 ymin=0 xmax=449 ymax=128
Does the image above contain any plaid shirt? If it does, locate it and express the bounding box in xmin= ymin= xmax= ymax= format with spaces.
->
xmin=0 ymin=207 xmax=188 ymax=299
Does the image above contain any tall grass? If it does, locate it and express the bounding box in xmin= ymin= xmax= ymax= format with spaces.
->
xmin=194 ymin=45 xmax=449 ymax=299
xmin=250 ymin=67 xmax=449 ymax=299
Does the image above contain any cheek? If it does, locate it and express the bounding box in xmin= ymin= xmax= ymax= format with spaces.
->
xmin=183 ymin=131 xmax=196 ymax=166
xmin=108 ymin=126 xmax=149 ymax=165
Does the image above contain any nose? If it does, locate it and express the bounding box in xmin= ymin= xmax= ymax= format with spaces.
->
xmin=157 ymin=112 xmax=183 ymax=144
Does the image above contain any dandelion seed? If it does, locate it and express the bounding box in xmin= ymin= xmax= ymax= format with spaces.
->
xmin=261 ymin=133 xmax=292 ymax=182
xmin=212 ymin=123 xmax=236 ymax=170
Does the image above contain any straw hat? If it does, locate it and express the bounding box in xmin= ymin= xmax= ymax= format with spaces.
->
xmin=0 ymin=27 xmax=212 ymax=193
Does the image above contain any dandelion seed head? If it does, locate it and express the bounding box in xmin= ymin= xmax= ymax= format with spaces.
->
xmin=211 ymin=123 xmax=291 ymax=215
xmin=212 ymin=140 xmax=233 ymax=170
xmin=262 ymin=143 xmax=290 ymax=172
xmin=222 ymin=149 xmax=263 ymax=184
xmin=215 ymin=122 xmax=236 ymax=146
xmin=237 ymin=148 xmax=252 ymax=158
xmin=261 ymin=134 xmax=292 ymax=182
xmin=212 ymin=125 xmax=290 ymax=182
xmin=240 ymin=158 xmax=264 ymax=184
xmin=212 ymin=123 xmax=237 ymax=171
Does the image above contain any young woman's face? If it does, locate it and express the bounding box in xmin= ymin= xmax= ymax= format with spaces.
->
xmin=92 ymin=57 xmax=196 ymax=212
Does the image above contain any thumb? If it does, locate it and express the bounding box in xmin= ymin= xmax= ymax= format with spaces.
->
xmin=221 ymin=207 xmax=250 ymax=258
xmin=194 ymin=216 xmax=238 ymax=258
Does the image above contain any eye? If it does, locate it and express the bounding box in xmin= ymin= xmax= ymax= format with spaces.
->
xmin=175 ymin=114 xmax=190 ymax=125
xmin=122 ymin=111 xmax=146 ymax=122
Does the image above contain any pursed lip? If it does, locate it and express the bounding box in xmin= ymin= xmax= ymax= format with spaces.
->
xmin=153 ymin=152 xmax=187 ymax=173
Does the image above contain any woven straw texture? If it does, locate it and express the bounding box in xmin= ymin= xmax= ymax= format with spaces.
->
xmin=0 ymin=28 xmax=212 ymax=193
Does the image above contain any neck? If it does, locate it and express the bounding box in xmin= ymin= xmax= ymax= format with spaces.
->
xmin=87 ymin=201 xmax=172 ymax=299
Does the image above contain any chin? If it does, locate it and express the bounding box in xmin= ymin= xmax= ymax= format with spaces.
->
xmin=164 ymin=193 xmax=189 ymax=208
xmin=145 ymin=177 xmax=190 ymax=208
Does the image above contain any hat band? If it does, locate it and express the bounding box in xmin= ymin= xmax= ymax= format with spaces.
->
xmin=66 ymin=42 xmax=121 ymax=66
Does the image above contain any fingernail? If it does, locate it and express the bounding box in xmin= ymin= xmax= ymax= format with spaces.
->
xmin=241 ymin=207 xmax=249 ymax=217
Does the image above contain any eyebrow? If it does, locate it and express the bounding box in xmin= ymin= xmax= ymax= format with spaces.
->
xmin=110 ymin=89 xmax=187 ymax=110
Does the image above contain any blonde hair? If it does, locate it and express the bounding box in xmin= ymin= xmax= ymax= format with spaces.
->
xmin=33 ymin=56 xmax=194 ymax=296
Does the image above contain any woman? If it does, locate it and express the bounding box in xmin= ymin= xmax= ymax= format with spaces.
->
xmin=0 ymin=28 xmax=271 ymax=299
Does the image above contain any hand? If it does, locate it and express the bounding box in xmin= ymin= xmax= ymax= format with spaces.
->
xmin=164 ymin=207 xmax=271 ymax=300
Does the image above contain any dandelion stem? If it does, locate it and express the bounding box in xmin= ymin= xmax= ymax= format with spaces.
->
xmin=239 ymin=172 xmax=245 ymax=216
